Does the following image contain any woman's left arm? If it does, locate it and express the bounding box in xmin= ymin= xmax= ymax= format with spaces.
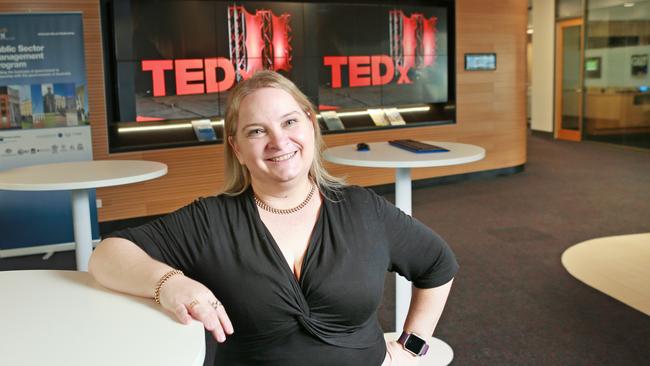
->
xmin=405 ymin=278 xmax=453 ymax=337
xmin=386 ymin=279 xmax=454 ymax=364
xmin=367 ymin=188 xmax=458 ymax=364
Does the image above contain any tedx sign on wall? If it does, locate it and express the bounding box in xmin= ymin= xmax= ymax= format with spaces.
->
xmin=110 ymin=1 xmax=451 ymax=122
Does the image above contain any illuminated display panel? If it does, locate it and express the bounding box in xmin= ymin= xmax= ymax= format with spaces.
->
xmin=315 ymin=4 xmax=449 ymax=110
xmin=104 ymin=0 xmax=455 ymax=152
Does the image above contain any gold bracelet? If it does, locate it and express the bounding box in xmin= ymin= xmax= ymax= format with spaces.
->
xmin=154 ymin=269 xmax=184 ymax=304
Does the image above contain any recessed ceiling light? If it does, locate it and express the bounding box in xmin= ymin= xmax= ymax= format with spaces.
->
xmin=623 ymin=2 xmax=635 ymax=7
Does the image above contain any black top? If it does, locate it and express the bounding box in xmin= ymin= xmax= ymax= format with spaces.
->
xmin=109 ymin=185 xmax=458 ymax=366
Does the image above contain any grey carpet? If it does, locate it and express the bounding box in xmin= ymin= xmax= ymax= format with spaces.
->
xmin=2 ymin=133 xmax=649 ymax=365
xmin=407 ymin=134 xmax=650 ymax=365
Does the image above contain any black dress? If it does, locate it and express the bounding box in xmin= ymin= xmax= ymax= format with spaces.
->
xmin=108 ymin=185 xmax=458 ymax=366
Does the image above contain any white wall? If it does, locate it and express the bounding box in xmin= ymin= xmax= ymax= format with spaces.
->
xmin=531 ymin=0 xmax=555 ymax=132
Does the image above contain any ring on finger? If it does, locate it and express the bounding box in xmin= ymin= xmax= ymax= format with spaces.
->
xmin=210 ymin=300 xmax=221 ymax=311
xmin=188 ymin=299 xmax=199 ymax=309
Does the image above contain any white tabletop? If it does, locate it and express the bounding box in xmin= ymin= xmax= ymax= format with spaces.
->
xmin=323 ymin=142 xmax=485 ymax=169
xmin=0 ymin=270 xmax=205 ymax=366
xmin=562 ymin=233 xmax=650 ymax=316
xmin=0 ymin=160 xmax=168 ymax=191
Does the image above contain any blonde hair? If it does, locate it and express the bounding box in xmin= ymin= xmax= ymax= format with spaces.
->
xmin=222 ymin=70 xmax=345 ymax=195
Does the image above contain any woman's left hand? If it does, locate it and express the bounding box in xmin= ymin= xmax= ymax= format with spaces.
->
xmin=385 ymin=340 xmax=420 ymax=366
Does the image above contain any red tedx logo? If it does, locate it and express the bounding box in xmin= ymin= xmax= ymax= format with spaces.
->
xmin=139 ymin=9 xmax=437 ymax=96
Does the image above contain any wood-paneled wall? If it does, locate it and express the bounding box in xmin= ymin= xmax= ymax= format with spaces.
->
xmin=0 ymin=0 xmax=528 ymax=222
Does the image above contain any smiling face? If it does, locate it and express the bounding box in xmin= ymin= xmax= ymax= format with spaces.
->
xmin=229 ymin=87 xmax=315 ymax=189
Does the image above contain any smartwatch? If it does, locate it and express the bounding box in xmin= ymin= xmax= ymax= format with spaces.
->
xmin=397 ymin=331 xmax=429 ymax=356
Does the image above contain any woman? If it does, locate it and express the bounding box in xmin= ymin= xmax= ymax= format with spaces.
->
xmin=89 ymin=70 xmax=457 ymax=365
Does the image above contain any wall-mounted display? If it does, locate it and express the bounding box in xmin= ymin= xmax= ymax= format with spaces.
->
xmin=631 ymin=54 xmax=648 ymax=77
xmin=464 ymin=53 xmax=496 ymax=71
xmin=102 ymin=0 xmax=455 ymax=152
xmin=585 ymin=56 xmax=602 ymax=78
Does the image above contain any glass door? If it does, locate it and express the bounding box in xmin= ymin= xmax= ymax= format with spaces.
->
xmin=555 ymin=18 xmax=584 ymax=141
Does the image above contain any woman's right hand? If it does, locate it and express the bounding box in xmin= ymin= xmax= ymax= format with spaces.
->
xmin=158 ymin=274 xmax=234 ymax=343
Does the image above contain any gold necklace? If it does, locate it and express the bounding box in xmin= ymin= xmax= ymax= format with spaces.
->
xmin=254 ymin=182 xmax=316 ymax=215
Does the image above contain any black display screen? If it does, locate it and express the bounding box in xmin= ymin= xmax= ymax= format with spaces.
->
xmin=102 ymin=0 xmax=455 ymax=151
xmin=405 ymin=334 xmax=426 ymax=353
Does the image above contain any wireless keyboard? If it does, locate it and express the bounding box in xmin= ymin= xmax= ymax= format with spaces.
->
xmin=388 ymin=139 xmax=449 ymax=153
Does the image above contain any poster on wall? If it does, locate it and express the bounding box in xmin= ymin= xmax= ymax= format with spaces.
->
xmin=0 ymin=13 xmax=89 ymax=130
xmin=0 ymin=13 xmax=98 ymax=254
xmin=631 ymin=54 xmax=648 ymax=77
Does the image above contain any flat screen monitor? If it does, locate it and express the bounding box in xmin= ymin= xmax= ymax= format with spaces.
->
xmin=464 ymin=53 xmax=496 ymax=71
xmin=102 ymin=0 xmax=455 ymax=151
xmin=585 ymin=56 xmax=601 ymax=78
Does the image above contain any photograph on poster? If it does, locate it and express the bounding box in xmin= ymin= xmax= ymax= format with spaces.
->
xmin=0 ymin=86 xmax=23 ymax=129
xmin=21 ymin=83 xmax=86 ymax=128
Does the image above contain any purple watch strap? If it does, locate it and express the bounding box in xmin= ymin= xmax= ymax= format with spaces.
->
xmin=397 ymin=331 xmax=429 ymax=356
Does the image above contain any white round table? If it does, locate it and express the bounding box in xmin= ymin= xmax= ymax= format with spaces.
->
xmin=324 ymin=142 xmax=485 ymax=220
xmin=0 ymin=160 xmax=167 ymax=271
xmin=0 ymin=270 xmax=205 ymax=366
xmin=324 ymin=141 xmax=485 ymax=364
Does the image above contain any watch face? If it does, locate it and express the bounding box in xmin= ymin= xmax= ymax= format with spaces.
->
xmin=404 ymin=334 xmax=426 ymax=354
